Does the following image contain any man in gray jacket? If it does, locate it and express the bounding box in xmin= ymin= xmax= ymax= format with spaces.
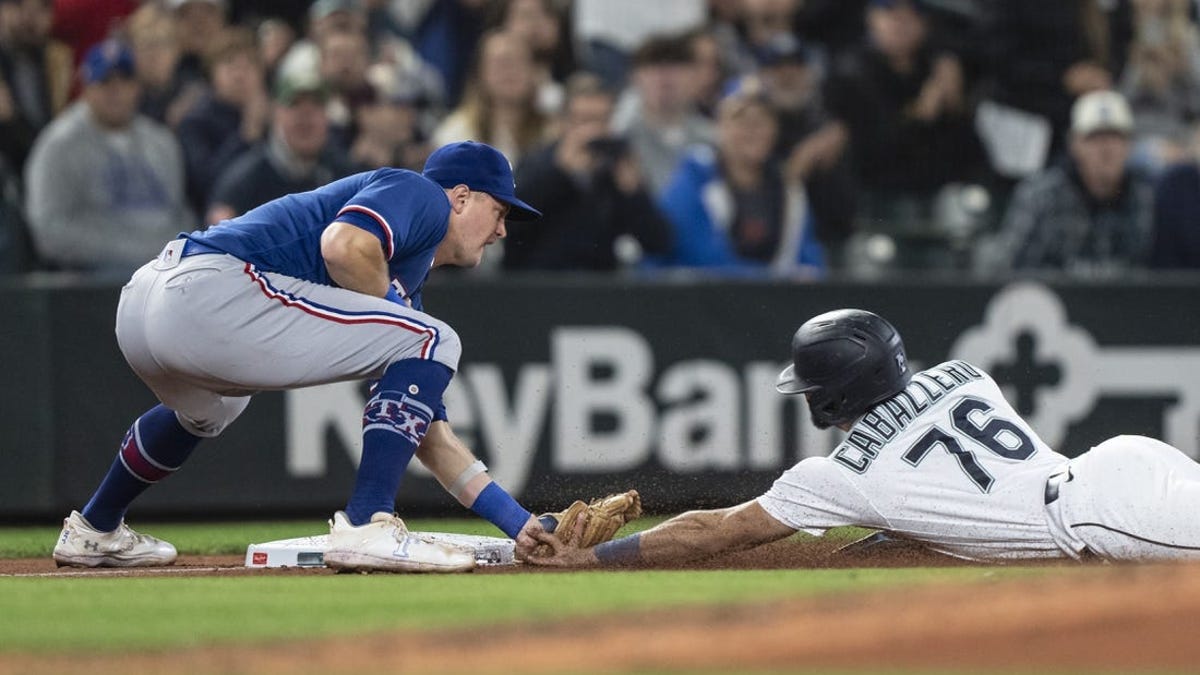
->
xmin=978 ymin=90 xmax=1154 ymax=277
xmin=24 ymin=40 xmax=193 ymax=273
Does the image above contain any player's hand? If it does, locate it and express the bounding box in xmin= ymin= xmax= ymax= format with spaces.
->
xmin=523 ymin=514 xmax=597 ymax=567
xmin=513 ymin=514 xmax=546 ymax=561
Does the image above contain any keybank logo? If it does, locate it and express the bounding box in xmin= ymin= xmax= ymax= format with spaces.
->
xmin=953 ymin=282 xmax=1200 ymax=459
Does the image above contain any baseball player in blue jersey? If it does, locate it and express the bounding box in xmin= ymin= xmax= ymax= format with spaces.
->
xmin=53 ymin=141 xmax=547 ymax=572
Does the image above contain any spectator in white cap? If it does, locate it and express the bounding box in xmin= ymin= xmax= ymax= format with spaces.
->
xmin=978 ymin=90 xmax=1154 ymax=277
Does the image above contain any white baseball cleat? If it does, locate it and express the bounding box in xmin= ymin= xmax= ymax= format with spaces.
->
xmin=324 ymin=511 xmax=476 ymax=573
xmin=52 ymin=511 xmax=178 ymax=568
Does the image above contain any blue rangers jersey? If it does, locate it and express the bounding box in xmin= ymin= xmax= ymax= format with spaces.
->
xmin=183 ymin=168 xmax=450 ymax=310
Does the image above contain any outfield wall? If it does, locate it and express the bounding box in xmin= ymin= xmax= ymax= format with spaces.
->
xmin=2 ymin=275 xmax=1198 ymax=519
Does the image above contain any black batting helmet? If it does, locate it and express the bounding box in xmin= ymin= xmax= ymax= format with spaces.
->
xmin=776 ymin=309 xmax=910 ymax=429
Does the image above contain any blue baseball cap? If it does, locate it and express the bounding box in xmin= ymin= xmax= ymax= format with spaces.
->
xmin=81 ymin=40 xmax=135 ymax=85
xmin=423 ymin=141 xmax=542 ymax=221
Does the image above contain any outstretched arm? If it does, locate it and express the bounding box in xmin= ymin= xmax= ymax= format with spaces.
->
xmin=416 ymin=420 xmax=542 ymax=555
xmin=526 ymin=499 xmax=797 ymax=567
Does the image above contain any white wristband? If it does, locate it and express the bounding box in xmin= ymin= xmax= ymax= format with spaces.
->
xmin=448 ymin=460 xmax=488 ymax=501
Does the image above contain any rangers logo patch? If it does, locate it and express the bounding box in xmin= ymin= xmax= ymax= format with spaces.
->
xmin=363 ymin=393 xmax=434 ymax=445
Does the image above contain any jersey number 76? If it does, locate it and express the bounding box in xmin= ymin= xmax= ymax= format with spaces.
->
xmin=902 ymin=397 xmax=1036 ymax=492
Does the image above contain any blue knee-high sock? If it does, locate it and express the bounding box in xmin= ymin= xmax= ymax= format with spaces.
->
xmin=81 ymin=405 xmax=203 ymax=531
xmin=345 ymin=359 xmax=453 ymax=525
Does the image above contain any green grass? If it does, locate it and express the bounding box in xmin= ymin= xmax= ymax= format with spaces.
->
xmin=0 ymin=566 xmax=1026 ymax=653
xmin=0 ymin=519 xmax=1043 ymax=655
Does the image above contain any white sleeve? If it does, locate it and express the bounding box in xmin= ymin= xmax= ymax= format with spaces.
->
xmin=756 ymin=457 xmax=882 ymax=536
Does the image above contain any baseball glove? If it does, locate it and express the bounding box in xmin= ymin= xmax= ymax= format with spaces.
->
xmin=534 ymin=490 xmax=642 ymax=555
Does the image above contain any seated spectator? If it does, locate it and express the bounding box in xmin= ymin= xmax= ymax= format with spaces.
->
xmin=166 ymin=0 xmax=227 ymax=86
xmin=506 ymin=73 xmax=673 ymax=271
xmin=981 ymin=0 xmax=1127 ymax=161
xmin=206 ymin=72 xmax=350 ymax=225
xmin=23 ymin=40 xmax=193 ymax=273
xmin=978 ymin=90 xmax=1154 ymax=276
xmin=317 ymin=26 xmax=373 ymax=154
xmin=613 ymin=33 xmax=715 ymax=197
xmin=0 ymin=0 xmax=73 ymax=172
xmin=349 ymin=62 xmax=430 ymax=171
xmin=685 ymin=26 xmax=729 ymax=119
xmin=1150 ymin=128 xmax=1200 ymax=268
xmin=176 ymin=26 xmax=269 ymax=214
xmin=276 ymin=0 xmax=367 ymax=86
xmin=656 ymin=90 xmax=824 ymax=276
xmin=488 ymin=0 xmax=574 ymax=111
xmin=432 ymin=29 xmax=551 ymax=167
xmin=751 ymin=34 xmax=856 ymax=248
xmin=125 ymin=3 xmax=202 ymax=129
xmin=1119 ymin=0 xmax=1200 ymax=178
xmin=825 ymin=0 xmax=986 ymax=268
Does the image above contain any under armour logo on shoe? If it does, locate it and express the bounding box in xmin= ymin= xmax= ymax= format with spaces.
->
xmin=83 ymin=540 xmax=99 ymax=552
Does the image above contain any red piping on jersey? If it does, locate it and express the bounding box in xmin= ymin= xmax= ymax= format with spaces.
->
xmin=336 ymin=204 xmax=395 ymax=260
xmin=242 ymin=263 xmax=435 ymax=359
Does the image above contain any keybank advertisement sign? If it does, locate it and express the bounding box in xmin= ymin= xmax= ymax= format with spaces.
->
xmin=7 ymin=278 xmax=1196 ymax=516
xmin=284 ymin=281 xmax=1200 ymax=507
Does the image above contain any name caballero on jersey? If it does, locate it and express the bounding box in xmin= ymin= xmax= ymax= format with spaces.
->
xmin=831 ymin=360 xmax=984 ymax=472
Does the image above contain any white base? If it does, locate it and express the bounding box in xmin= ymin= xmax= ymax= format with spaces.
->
xmin=245 ymin=532 xmax=515 ymax=568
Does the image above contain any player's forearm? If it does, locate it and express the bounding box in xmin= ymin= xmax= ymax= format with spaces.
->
xmin=591 ymin=502 xmax=794 ymax=566
xmin=416 ymin=421 xmax=532 ymax=538
xmin=589 ymin=510 xmax=728 ymax=566
xmin=320 ymin=222 xmax=390 ymax=296
xmin=415 ymin=422 xmax=488 ymax=506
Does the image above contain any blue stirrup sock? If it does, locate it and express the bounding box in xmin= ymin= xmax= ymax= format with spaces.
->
xmin=345 ymin=359 xmax=453 ymax=525
xmin=81 ymin=405 xmax=203 ymax=532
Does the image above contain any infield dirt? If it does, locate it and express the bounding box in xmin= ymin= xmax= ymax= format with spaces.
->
xmin=3 ymin=538 xmax=1198 ymax=673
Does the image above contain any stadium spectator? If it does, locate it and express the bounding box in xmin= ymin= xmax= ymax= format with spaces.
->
xmin=685 ymin=27 xmax=729 ymax=119
xmin=167 ymin=0 xmax=228 ymax=86
xmin=275 ymin=0 xmax=368 ymax=87
xmin=1118 ymin=0 xmax=1200 ymax=178
xmin=206 ymin=71 xmax=349 ymax=226
xmin=506 ymin=73 xmax=673 ymax=271
xmin=750 ymin=34 xmax=856 ymax=248
xmin=656 ymin=89 xmax=824 ymax=276
xmin=23 ymin=40 xmax=192 ymax=273
xmin=488 ymin=0 xmax=574 ymax=91
xmin=176 ymin=27 xmax=270 ymax=214
xmin=364 ymin=0 xmax=488 ymax=107
xmin=739 ymin=0 xmax=802 ymax=55
xmin=571 ymin=0 xmax=706 ymax=89
xmin=981 ymin=0 xmax=1131 ymax=161
xmin=432 ymin=29 xmax=551 ymax=167
xmin=613 ymin=34 xmax=714 ymax=197
xmin=824 ymin=0 xmax=986 ymax=269
xmin=317 ymin=26 xmax=373 ymax=155
xmin=256 ymin=18 xmax=296 ymax=84
xmin=49 ymin=0 xmax=135 ymax=72
xmin=125 ymin=3 xmax=203 ymax=130
xmin=0 ymin=0 xmax=72 ymax=172
xmin=348 ymin=62 xmax=430 ymax=171
xmin=978 ymin=90 xmax=1154 ymax=277
xmin=1149 ymin=130 xmax=1200 ymax=268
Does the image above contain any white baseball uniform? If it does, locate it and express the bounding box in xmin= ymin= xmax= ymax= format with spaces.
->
xmin=758 ymin=360 xmax=1200 ymax=562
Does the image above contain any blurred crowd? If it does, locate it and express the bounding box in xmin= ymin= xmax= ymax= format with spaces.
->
xmin=2 ymin=0 xmax=1200 ymax=279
